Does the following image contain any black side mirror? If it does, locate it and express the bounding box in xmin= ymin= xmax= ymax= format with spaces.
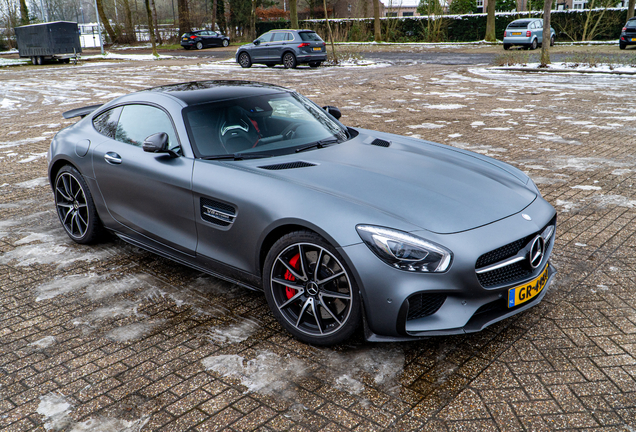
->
xmin=253 ymin=39 xmax=260 ymax=45
xmin=143 ymin=133 xmax=179 ymax=157
xmin=323 ymin=106 xmax=342 ymax=120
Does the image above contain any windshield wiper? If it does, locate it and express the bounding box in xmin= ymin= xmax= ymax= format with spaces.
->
xmin=295 ymin=138 xmax=341 ymax=154
xmin=200 ymin=152 xmax=273 ymax=161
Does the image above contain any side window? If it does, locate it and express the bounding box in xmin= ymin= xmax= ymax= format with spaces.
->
xmin=272 ymin=32 xmax=286 ymax=42
xmin=93 ymin=107 xmax=122 ymax=139
xmin=286 ymin=32 xmax=294 ymax=41
xmin=115 ymin=105 xmax=178 ymax=148
xmin=209 ymin=31 xmax=217 ymax=36
xmin=257 ymin=33 xmax=272 ymax=43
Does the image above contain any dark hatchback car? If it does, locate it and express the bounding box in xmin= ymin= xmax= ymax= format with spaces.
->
xmin=619 ymin=17 xmax=636 ymax=49
xmin=181 ymin=30 xmax=230 ymax=50
xmin=236 ymin=29 xmax=327 ymax=69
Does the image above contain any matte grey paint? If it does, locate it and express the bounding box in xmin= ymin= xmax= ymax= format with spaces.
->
xmin=49 ymin=83 xmax=557 ymax=341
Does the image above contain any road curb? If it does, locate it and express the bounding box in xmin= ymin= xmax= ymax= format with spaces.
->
xmin=492 ymin=66 xmax=636 ymax=75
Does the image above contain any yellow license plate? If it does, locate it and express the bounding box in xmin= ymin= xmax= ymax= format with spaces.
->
xmin=512 ymin=32 xmax=522 ymax=35
xmin=508 ymin=264 xmax=549 ymax=308
xmin=631 ymin=38 xmax=636 ymax=42
xmin=313 ymin=47 xmax=321 ymax=51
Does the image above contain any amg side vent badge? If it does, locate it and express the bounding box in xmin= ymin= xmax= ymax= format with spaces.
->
xmin=371 ymin=138 xmax=391 ymax=148
xmin=259 ymin=161 xmax=316 ymax=170
xmin=201 ymin=198 xmax=236 ymax=227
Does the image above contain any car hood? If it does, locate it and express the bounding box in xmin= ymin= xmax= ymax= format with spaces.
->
xmin=249 ymin=131 xmax=537 ymax=234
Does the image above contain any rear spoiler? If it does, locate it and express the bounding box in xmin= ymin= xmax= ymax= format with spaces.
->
xmin=62 ymin=104 xmax=103 ymax=119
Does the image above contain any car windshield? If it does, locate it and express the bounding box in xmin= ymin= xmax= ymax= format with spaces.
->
xmin=183 ymin=92 xmax=348 ymax=158
xmin=299 ymin=31 xmax=322 ymax=41
xmin=507 ymin=20 xmax=531 ymax=28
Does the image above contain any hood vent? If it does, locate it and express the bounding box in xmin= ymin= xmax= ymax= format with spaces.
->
xmin=259 ymin=161 xmax=316 ymax=170
xmin=371 ymin=138 xmax=391 ymax=148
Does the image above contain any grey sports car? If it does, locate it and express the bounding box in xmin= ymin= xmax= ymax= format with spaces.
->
xmin=48 ymin=80 xmax=556 ymax=345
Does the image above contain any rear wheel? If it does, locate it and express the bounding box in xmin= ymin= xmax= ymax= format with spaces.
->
xmin=309 ymin=61 xmax=321 ymax=68
xmin=222 ymin=39 xmax=229 ymax=47
xmin=503 ymin=44 xmax=511 ymax=50
xmin=183 ymin=46 xmax=191 ymax=50
xmin=283 ymin=52 xmax=297 ymax=69
xmin=263 ymin=231 xmax=361 ymax=346
xmin=196 ymin=41 xmax=203 ymax=50
xmin=620 ymin=41 xmax=626 ymax=50
xmin=54 ymin=165 xmax=103 ymax=244
xmin=530 ymin=38 xmax=538 ymax=50
xmin=238 ymin=52 xmax=252 ymax=68
xmin=550 ymin=35 xmax=555 ymax=47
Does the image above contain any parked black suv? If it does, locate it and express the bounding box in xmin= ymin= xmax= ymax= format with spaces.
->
xmin=619 ymin=17 xmax=636 ymax=49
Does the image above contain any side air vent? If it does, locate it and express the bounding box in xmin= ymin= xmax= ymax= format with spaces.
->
xmin=371 ymin=138 xmax=391 ymax=148
xmin=259 ymin=161 xmax=316 ymax=170
xmin=201 ymin=198 xmax=236 ymax=227
xmin=407 ymin=293 xmax=446 ymax=321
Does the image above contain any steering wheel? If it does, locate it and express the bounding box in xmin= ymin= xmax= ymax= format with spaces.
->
xmin=280 ymin=123 xmax=300 ymax=140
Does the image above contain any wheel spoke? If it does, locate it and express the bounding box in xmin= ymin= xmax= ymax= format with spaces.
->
xmin=278 ymin=257 xmax=304 ymax=282
xmin=317 ymin=271 xmax=345 ymax=286
xmin=320 ymin=290 xmax=351 ymax=300
xmin=272 ymin=277 xmax=303 ymax=290
xmin=313 ymin=248 xmax=324 ymax=282
xmin=310 ymin=299 xmax=323 ymax=334
xmin=76 ymin=212 xmax=88 ymax=234
xmin=297 ymin=245 xmax=309 ymax=281
xmin=57 ymin=203 xmax=73 ymax=209
xmin=318 ymin=297 xmax=342 ymax=325
xmin=62 ymin=175 xmax=73 ymax=200
xmin=278 ymin=289 xmax=304 ymax=310
xmin=56 ymin=186 xmax=72 ymax=202
xmin=71 ymin=212 xmax=79 ymax=235
xmin=62 ymin=209 xmax=73 ymax=225
xmin=296 ymin=298 xmax=312 ymax=327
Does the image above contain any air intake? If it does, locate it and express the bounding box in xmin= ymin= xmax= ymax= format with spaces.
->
xmin=371 ymin=138 xmax=391 ymax=148
xmin=406 ymin=293 xmax=446 ymax=321
xmin=259 ymin=161 xmax=316 ymax=170
xmin=201 ymin=198 xmax=236 ymax=227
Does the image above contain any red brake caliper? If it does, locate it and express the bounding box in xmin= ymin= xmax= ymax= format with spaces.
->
xmin=284 ymin=254 xmax=300 ymax=299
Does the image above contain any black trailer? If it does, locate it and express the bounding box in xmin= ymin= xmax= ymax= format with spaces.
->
xmin=14 ymin=21 xmax=81 ymax=65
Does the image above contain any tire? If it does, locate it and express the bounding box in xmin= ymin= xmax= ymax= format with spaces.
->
xmin=503 ymin=44 xmax=510 ymax=50
xmin=263 ymin=231 xmax=361 ymax=346
xmin=309 ymin=61 xmax=321 ymax=68
xmin=31 ymin=56 xmax=36 ymax=65
xmin=283 ymin=52 xmax=297 ymax=69
xmin=550 ymin=35 xmax=555 ymax=47
xmin=620 ymin=42 xmax=626 ymax=50
xmin=266 ymin=63 xmax=275 ymax=67
xmin=54 ymin=165 xmax=103 ymax=244
xmin=238 ymin=52 xmax=252 ymax=68
xmin=531 ymin=38 xmax=538 ymax=50
xmin=196 ymin=41 xmax=203 ymax=50
xmin=222 ymin=39 xmax=229 ymax=47
xmin=183 ymin=46 xmax=191 ymax=50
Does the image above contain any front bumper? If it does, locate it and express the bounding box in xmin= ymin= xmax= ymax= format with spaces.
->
xmin=339 ymin=196 xmax=557 ymax=340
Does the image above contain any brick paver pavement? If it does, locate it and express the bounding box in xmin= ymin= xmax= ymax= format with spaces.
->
xmin=1 ymin=55 xmax=635 ymax=431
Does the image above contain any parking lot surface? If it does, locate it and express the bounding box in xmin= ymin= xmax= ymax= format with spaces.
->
xmin=1 ymin=57 xmax=636 ymax=431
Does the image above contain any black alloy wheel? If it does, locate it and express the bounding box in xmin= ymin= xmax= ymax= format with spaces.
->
xmin=263 ymin=231 xmax=361 ymax=345
xmin=283 ymin=52 xmax=297 ymax=69
xmin=196 ymin=41 xmax=204 ymax=50
xmin=54 ymin=165 xmax=103 ymax=244
xmin=238 ymin=52 xmax=252 ymax=68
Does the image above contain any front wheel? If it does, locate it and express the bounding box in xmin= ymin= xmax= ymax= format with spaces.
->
xmin=238 ymin=52 xmax=252 ymax=68
xmin=263 ymin=231 xmax=361 ymax=346
xmin=196 ymin=41 xmax=203 ymax=50
xmin=530 ymin=39 xmax=538 ymax=50
xmin=283 ymin=52 xmax=297 ymax=69
xmin=550 ymin=35 xmax=555 ymax=47
xmin=503 ymin=44 xmax=511 ymax=50
xmin=222 ymin=39 xmax=229 ymax=47
xmin=54 ymin=165 xmax=103 ymax=244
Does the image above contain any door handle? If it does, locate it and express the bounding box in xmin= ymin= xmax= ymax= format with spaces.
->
xmin=104 ymin=152 xmax=122 ymax=164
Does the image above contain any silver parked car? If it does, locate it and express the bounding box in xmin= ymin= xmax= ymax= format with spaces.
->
xmin=236 ymin=29 xmax=327 ymax=69
xmin=503 ymin=19 xmax=555 ymax=50
xmin=48 ymin=81 xmax=556 ymax=345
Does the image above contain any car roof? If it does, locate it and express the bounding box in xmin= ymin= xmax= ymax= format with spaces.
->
xmin=509 ymin=19 xmax=538 ymax=25
xmin=140 ymin=80 xmax=291 ymax=106
xmin=270 ymin=29 xmax=315 ymax=33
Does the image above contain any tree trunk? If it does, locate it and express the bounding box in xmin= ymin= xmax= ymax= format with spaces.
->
xmin=290 ymin=0 xmax=298 ymax=28
xmin=373 ymin=0 xmax=381 ymax=41
xmin=540 ymin=0 xmax=552 ymax=66
xmin=96 ymin=0 xmax=118 ymax=43
xmin=485 ymin=0 xmax=496 ymax=41
xmin=178 ymin=0 xmax=191 ymax=35
xmin=211 ymin=0 xmax=217 ymax=30
xmin=323 ymin=0 xmax=337 ymax=63
xmin=19 ymin=0 xmax=29 ymax=25
xmin=250 ymin=0 xmax=256 ymax=39
xmin=629 ymin=0 xmax=635 ymax=20
xmin=151 ymin=0 xmax=162 ymax=44
xmin=122 ymin=0 xmax=136 ymax=42
xmin=145 ymin=0 xmax=158 ymax=56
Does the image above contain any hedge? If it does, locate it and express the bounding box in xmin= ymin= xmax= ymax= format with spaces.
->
xmin=256 ymin=7 xmax=628 ymax=42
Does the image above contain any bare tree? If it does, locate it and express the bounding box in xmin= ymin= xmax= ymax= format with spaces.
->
xmin=122 ymin=0 xmax=136 ymax=42
xmin=540 ymin=0 xmax=552 ymax=66
xmin=629 ymin=0 xmax=635 ymax=19
xmin=19 ymin=0 xmax=28 ymax=25
xmin=373 ymin=0 xmax=380 ymax=41
xmin=178 ymin=0 xmax=191 ymax=35
xmin=290 ymin=0 xmax=297 ymax=28
xmin=151 ymin=0 xmax=161 ymax=43
xmin=96 ymin=0 xmax=118 ymax=43
xmin=212 ymin=0 xmax=217 ymax=29
xmin=144 ymin=0 xmax=157 ymax=55
xmin=323 ymin=0 xmax=337 ymax=62
xmin=485 ymin=0 xmax=496 ymax=41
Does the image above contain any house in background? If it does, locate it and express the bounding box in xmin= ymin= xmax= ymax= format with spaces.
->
xmin=383 ymin=0 xmax=421 ymax=16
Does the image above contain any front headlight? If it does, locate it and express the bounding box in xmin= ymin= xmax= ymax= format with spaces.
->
xmin=356 ymin=225 xmax=453 ymax=272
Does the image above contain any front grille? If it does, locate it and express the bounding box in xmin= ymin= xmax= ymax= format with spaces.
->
xmin=476 ymin=216 xmax=556 ymax=288
xmin=370 ymin=138 xmax=391 ymax=148
xmin=407 ymin=293 xmax=446 ymax=321
xmin=259 ymin=161 xmax=316 ymax=170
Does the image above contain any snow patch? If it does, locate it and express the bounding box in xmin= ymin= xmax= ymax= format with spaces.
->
xmin=207 ymin=319 xmax=260 ymax=344
xmin=16 ymin=177 xmax=49 ymax=188
xmin=571 ymin=185 xmax=602 ymax=191
xmin=30 ymin=336 xmax=57 ymax=349
xmin=423 ymin=103 xmax=465 ymax=110
xmin=407 ymin=123 xmax=445 ymax=129
xmin=105 ymin=322 xmax=161 ymax=342
xmin=37 ymin=393 xmax=72 ymax=431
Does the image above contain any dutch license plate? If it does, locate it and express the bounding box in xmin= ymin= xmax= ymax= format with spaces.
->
xmin=182 ymin=38 xmax=188 ymax=41
xmin=508 ymin=264 xmax=549 ymax=308
xmin=631 ymin=38 xmax=636 ymax=41
xmin=313 ymin=47 xmax=321 ymax=51
xmin=512 ymin=32 xmax=522 ymax=35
